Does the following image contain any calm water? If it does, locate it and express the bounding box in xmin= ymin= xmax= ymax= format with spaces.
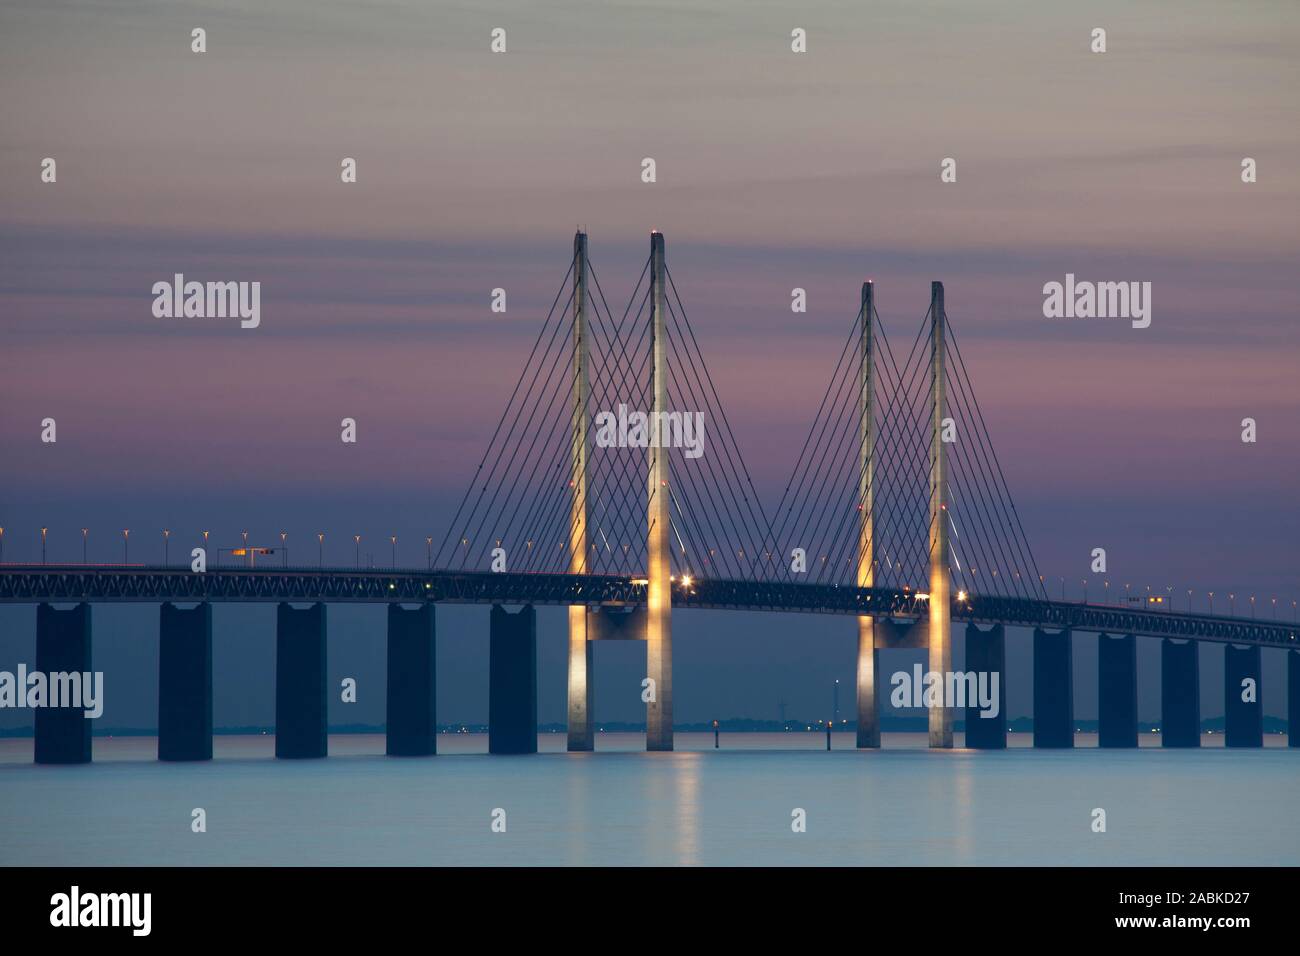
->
xmin=1 ymin=733 xmax=1295 ymax=866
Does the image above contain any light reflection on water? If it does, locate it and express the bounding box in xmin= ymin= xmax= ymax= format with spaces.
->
xmin=0 ymin=733 xmax=1294 ymax=866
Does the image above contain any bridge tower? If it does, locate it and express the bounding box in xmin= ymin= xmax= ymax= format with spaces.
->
xmin=646 ymin=230 xmax=674 ymax=750
xmin=928 ymin=281 xmax=954 ymax=748
xmin=855 ymin=281 xmax=880 ymax=748
xmin=567 ymin=230 xmax=595 ymax=751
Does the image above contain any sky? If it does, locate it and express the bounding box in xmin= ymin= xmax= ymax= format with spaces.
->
xmin=1 ymin=0 xmax=1297 ymax=729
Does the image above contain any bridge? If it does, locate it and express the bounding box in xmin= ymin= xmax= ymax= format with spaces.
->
xmin=4 ymin=231 xmax=1297 ymax=762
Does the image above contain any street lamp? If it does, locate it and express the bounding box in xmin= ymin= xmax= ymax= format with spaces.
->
xmin=1249 ymin=595 xmax=1255 ymax=618
xmin=426 ymin=536 xmax=432 ymax=570
xmin=318 ymin=533 xmax=324 ymax=568
xmin=123 ymin=529 xmax=130 ymax=564
xmin=1229 ymin=592 xmax=1236 ymax=616
xmin=391 ymin=535 xmax=397 ymax=568
xmin=1208 ymin=591 xmax=1214 ymax=613
xmin=280 ymin=532 xmax=287 ymax=567
xmin=0 ymin=527 xmax=4 ymax=564
xmin=163 ymin=529 xmax=170 ymax=565
xmin=354 ymin=535 xmax=361 ymax=568
xmin=82 ymin=528 xmax=88 ymax=563
xmin=242 ymin=531 xmax=250 ymax=568
xmin=41 ymin=527 xmax=47 ymax=565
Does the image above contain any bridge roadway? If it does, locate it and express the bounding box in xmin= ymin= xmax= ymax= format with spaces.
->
xmin=1 ymin=565 xmax=1293 ymax=649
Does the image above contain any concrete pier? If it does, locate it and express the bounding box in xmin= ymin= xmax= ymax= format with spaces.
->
xmin=34 ymin=603 xmax=93 ymax=764
xmin=963 ymin=623 xmax=1006 ymax=749
xmin=1224 ymin=644 xmax=1262 ymax=748
xmin=1097 ymin=633 xmax=1138 ymax=748
xmin=1032 ymin=627 xmax=1073 ymax=748
xmin=1161 ymin=638 xmax=1200 ymax=747
xmin=158 ymin=602 xmax=213 ymax=761
xmin=1290 ymin=651 xmax=1300 ymax=748
xmin=489 ymin=604 xmax=538 ymax=754
xmin=275 ymin=602 xmax=327 ymax=758
xmin=386 ymin=604 xmax=436 ymax=756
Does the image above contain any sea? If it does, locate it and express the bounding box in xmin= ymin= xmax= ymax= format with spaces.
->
xmin=1 ymin=732 xmax=1295 ymax=866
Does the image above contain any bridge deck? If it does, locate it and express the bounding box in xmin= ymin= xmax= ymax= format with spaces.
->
xmin=0 ymin=566 xmax=1294 ymax=649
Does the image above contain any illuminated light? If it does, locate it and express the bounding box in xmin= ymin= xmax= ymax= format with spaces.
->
xmin=681 ymin=575 xmax=693 ymax=587
xmin=957 ymin=590 xmax=968 ymax=601
xmin=916 ymin=592 xmax=930 ymax=600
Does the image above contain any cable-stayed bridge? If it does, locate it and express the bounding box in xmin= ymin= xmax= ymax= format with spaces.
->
xmin=2 ymin=231 xmax=1295 ymax=761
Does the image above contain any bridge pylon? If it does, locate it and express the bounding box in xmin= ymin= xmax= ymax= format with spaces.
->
xmin=928 ymin=281 xmax=954 ymax=748
xmin=855 ymin=281 xmax=880 ymax=748
xmin=646 ymin=231 xmax=673 ymax=751
xmin=566 ymin=230 xmax=594 ymax=752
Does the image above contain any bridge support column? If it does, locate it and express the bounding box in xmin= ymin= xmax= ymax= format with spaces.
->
xmin=158 ymin=602 xmax=213 ymax=761
xmin=645 ymin=230 xmax=673 ymax=751
xmin=275 ymin=603 xmax=327 ymax=759
xmin=566 ymin=230 xmax=595 ymax=753
xmin=1097 ymin=633 xmax=1137 ymax=748
xmin=855 ymin=280 xmax=879 ymax=749
xmin=1224 ymin=644 xmax=1262 ymax=748
xmin=567 ymin=614 xmax=594 ymax=751
xmin=1290 ymin=651 xmax=1300 ymax=748
xmin=927 ymin=281 xmax=953 ymax=749
xmin=1161 ymin=638 xmax=1199 ymax=747
xmin=386 ymin=604 xmax=436 ymax=756
xmin=1033 ymin=627 xmax=1073 ymax=748
xmin=34 ymin=603 xmax=93 ymax=764
xmin=855 ymin=621 xmax=879 ymax=748
xmin=964 ymin=623 xmax=1006 ymax=748
xmin=489 ymin=604 xmax=537 ymax=754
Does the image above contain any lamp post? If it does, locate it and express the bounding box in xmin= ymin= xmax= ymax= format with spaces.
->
xmin=163 ymin=529 xmax=170 ymax=565
xmin=41 ymin=527 xmax=47 ymax=565
xmin=354 ymin=535 xmax=361 ymax=568
xmin=202 ymin=531 xmax=210 ymax=566
xmin=391 ymin=535 xmax=397 ymax=568
xmin=280 ymin=532 xmax=287 ymax=568
xmin=426 ymin=536 xmax=432 ymax=570
xmin=318 ymin=533 xmax=324 ymax=568
xmin=0 ymin=527 xmax=5 ymax=564
xmin=123 ymin=529 xmax=130 ymax=564
xmin=82 ymin=528 xmax=88 ymax=564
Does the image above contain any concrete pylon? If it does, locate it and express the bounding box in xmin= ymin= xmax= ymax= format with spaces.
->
xmin=855 ymin=280 xmax=880 ymax=748
xmin=158 ymin=602 xmax=213 ymax=761
xmin=567 ymin=230 xmax=595 ymax=752
xmin=34 ymin=603 xmax=93 ymax=764
xmin=928 ymin=281 xmax=953 ymax=748
xmin=645 ymin=230 xmax=673 ymax=751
